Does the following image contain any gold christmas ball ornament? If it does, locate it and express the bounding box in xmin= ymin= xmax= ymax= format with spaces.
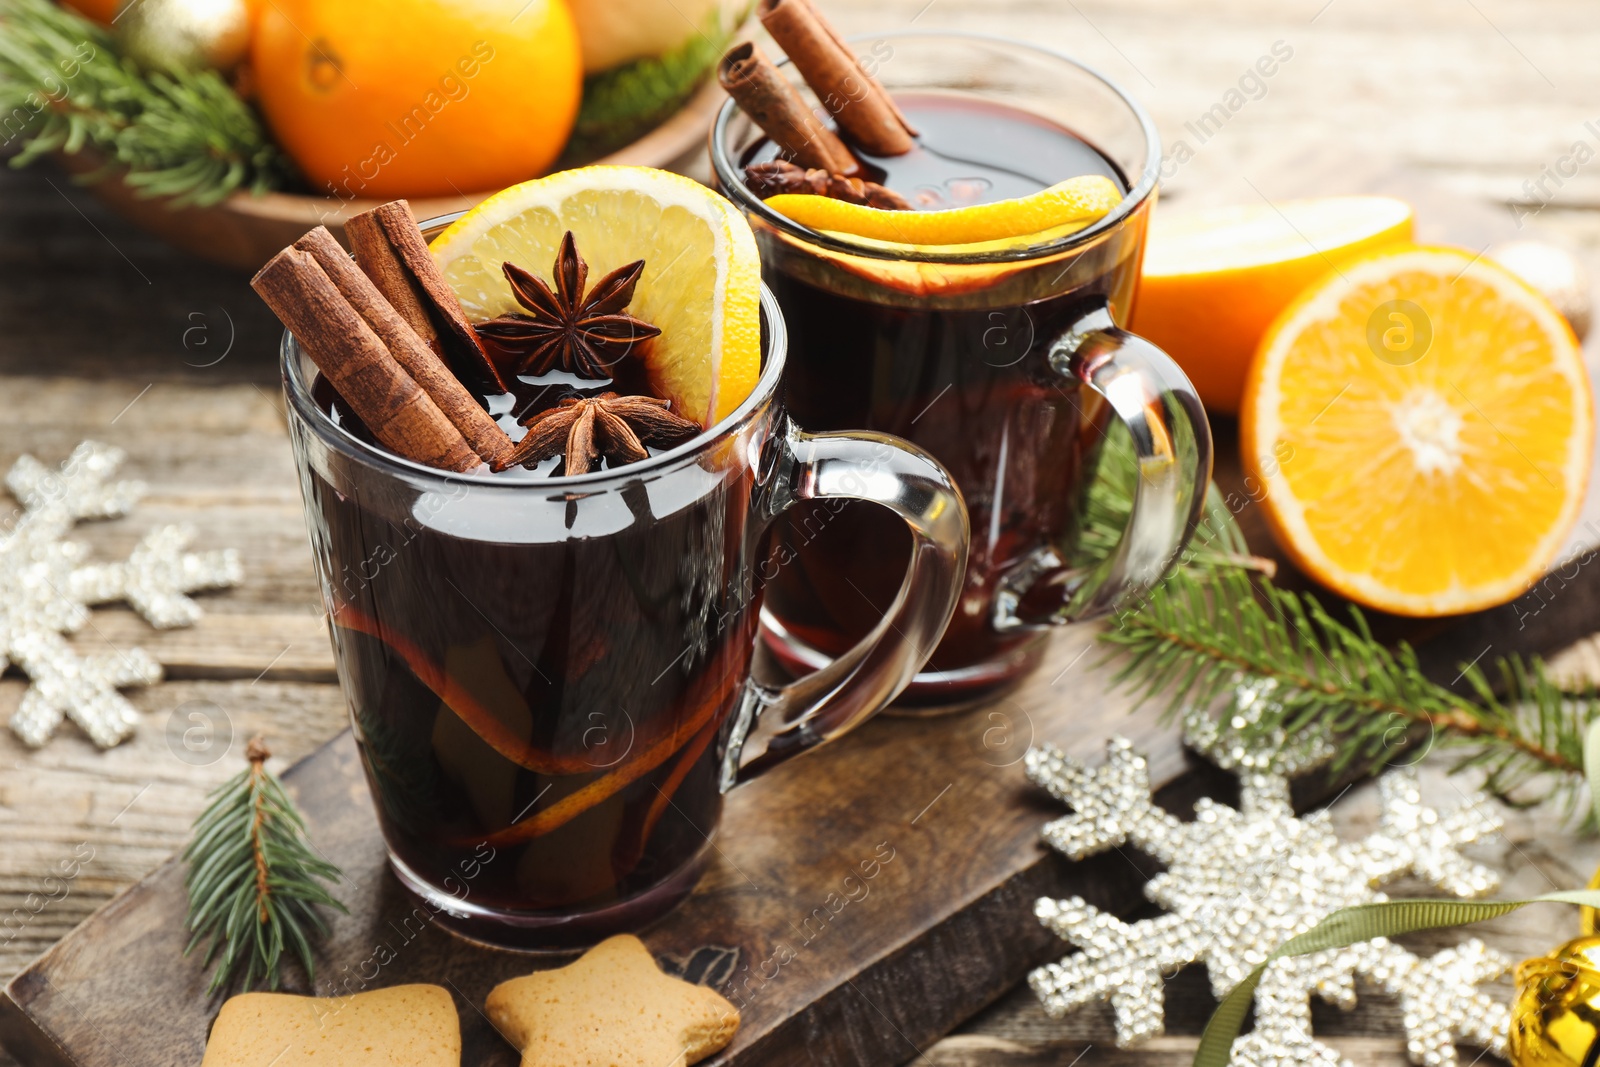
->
xmin=115 ymin=0 xmax=251 ymax=74
xmin=1487 ymin=239 xmax=1594 ymax=343
xmin=1510 ymin=935 xmax=1600 ymax=1066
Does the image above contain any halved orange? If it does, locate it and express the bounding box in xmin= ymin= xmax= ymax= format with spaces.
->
xmin=429 ymin=166 xmax=761 ymax=427
xmin=1241 ymin=245 xmax=1593 ymax=616
xmin=1132 ymin=197 xmax=1414 ymax=414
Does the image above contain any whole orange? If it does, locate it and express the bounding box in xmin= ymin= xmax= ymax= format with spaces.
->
xmin=251 ymin=0 xmax=581 ymax=199
xmin=62 ymin=0 xmax=119 ymax=23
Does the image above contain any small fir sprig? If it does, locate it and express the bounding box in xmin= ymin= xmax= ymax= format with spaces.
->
xmin=1086 ymin=423 xmax=1600 ymax=819
xmin=183 ymin=738 xmax=346 ymax=994
xmin=0 ymin=0 xmax=294 ymax=206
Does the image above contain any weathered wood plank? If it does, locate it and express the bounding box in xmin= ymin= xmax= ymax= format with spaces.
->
xmin=925 ymin=1035 xmax=1414 ymax=1066
xmin=0 ymin=679 xmax=350 ymax=981
xmin=0 ymin=380 xmax=331 ymax=682
xmin=834 ymin=0 xmax=1600 ymax=210
xmin=66 ymin=611 xmax=334 ymax=682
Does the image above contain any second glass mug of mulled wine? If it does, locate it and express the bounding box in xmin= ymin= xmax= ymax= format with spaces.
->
xmin=711 ymin=32 xmax=1213 ymax=708
xmin=283 ymin=268 xmax=968 ymax=949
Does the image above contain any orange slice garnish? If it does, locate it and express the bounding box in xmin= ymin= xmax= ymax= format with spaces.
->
xmin=430 ymin=166 xmax=761 ymax=427
xmin=763 ymin=175 xmax=1122 ymax=252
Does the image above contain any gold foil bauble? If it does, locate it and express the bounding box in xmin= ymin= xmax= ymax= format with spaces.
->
xmin=1509 ymin=935 xmax=1600 ymax=1066
xmin=115 ymin=0 xmax=250 ymax=73
xmin=1487 ymin=240 xmax=1594 ymax=343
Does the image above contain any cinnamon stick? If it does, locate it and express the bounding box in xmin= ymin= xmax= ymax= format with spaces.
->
xmin=252 ymin=247 xmax=480 ymax=473
xmin=744 ymin=159 xmax=911 ymax=209
xmin=344 ymin=215 xmax=437 ymax=343
xmin=294 ymin=226 xmax=515 ymax=469
xmin=718 ymin=42 xmax=858 ymax=174
xmin=346 ymin=200 xmax=508 ymax=394
xmin=758 ymin=0 xmax=916 ymax=157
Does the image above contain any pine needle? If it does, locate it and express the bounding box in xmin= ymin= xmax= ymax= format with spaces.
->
xmin=0 ymin=0 xmax=294 ymax=207
xmin=1086 ymin=422 xmax=1600 ymax=820
xmin=182 ymin=737 xmax=345 ymax=995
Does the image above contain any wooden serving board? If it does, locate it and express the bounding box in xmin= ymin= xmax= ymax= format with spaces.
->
xmin=60 ymin=75 xmax=730 ymax=272
xmin=6 ymin=156 xmax=1600 ymax=1067
xmin=0 ymin=628 xmax=1189 ymax=1067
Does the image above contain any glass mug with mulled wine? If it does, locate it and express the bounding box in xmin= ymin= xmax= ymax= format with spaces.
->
xmin=713 ymin=7 xmax=1214 ymax=707
xmin=256 ymin=168 xmax=969 ymax=948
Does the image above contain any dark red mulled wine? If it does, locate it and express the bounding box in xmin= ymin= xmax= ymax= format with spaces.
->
xmin=305 ymin=371 xmax=762 ymax=947
xmin=739 ymin=94 xmax=1137 ymax=704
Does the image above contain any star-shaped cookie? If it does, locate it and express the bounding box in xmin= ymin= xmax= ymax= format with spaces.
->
xmin=486 ymin=934 xmax=740 ymax=1067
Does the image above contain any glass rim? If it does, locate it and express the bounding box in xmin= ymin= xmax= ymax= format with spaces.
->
xmin=281 ymin=228 xmax=789 ymax=491
xmin=709 ymin=29 xmax=1162 ymax=266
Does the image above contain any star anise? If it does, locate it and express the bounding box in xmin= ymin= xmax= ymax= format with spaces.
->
xmin=495 ymin=392 xmax=700 ymax=475
xmin=474 ymin=231 xmax=662 ymax=379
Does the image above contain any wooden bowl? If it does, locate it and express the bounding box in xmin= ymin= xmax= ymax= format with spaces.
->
xmin=60 ymin=77 xmax=728 ymax=272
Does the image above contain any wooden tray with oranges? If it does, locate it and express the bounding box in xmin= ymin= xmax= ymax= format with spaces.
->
xmin=54 ymin=78 xmax=728 ymax=271
xmin=43 ymin=0 xmax=743 ymax=269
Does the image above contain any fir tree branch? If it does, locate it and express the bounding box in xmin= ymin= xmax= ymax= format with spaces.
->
xmin=0 ymin=0 xmax=294 ymax=206
xmin=1085 ymin=422 xmax=1600 ymax=817
xmin=182 ymin=737 xmax=346 ymax=995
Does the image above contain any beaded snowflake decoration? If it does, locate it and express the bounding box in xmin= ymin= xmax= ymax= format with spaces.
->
xmin=2 ymin=442 xmax=242 ymax=748
xmin=1025 ymin=685 xmax=1512 ymax=1067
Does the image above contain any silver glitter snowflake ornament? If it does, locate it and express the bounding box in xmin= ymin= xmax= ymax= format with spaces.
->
xmin=2 ymin=442 xmax=242 ymax=748
xmin=1026 ymin=683 xmax=1511 ymax=1067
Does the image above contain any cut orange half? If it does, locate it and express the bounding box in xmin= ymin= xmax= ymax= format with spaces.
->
xmin=1132 ymin=196 xmax=1414 ymax=414
xmin=1241 ymin=245 xmax=1593 ymax=616
xmin=429 ymin=166 xmax=761 ymax=428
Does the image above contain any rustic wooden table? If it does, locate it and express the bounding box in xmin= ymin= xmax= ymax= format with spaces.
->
xmin=3 ymin=0 xmax=1600 ymax=1063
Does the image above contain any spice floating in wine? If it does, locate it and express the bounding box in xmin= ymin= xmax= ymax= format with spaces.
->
xmin=428 ymin=166 xmax=764 ymax=428
xmin=252 ymin=238 xmax=485 ymax=473
xmin=293 ymin=224 xmax=515 ymax=469
xmin=742 ymin=93 xmax=1126 ymax=212
xmin=743 ymin=159 xmax=910 ymax=210
xmin=477 ymin=232 xmax=661 ymax=380
xmin=715 ymin=0 xmax=916 ymax=209
xmin=501 ymin=392 xmax=700 ymax=475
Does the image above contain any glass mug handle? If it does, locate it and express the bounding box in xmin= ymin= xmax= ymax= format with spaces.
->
xmin=730 ymin=420 xmax=969 ymax=784
xmin=993 ymin=303 xmax=1213 ymax=630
